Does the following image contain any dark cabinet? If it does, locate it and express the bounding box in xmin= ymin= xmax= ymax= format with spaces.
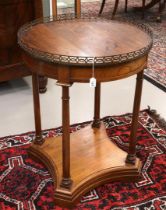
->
xmin=0 ymin=0 xmax=47 ymax=92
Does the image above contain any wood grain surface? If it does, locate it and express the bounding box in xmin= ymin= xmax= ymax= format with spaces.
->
xmin=18 ymin=18 xmax=152 ymax=65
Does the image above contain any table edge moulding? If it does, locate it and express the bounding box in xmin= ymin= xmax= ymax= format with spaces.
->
xmin=18 ymin=16 xmax=153 ymax=208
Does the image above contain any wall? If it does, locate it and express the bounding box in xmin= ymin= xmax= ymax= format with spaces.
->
xmin=42 ymin=0 xmax=50 ymax=16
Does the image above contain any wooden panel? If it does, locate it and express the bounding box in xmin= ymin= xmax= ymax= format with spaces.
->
xmin=0 ymin=0 xmax=42 ymax=66
xmin=0 ymin=63 xmax=30 ymax=82
xmin=0 ymin=0 xmax=47 ymax=92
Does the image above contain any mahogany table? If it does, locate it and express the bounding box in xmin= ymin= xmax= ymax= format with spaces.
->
xmin=18 ymin=16 xmax=152 ymax=208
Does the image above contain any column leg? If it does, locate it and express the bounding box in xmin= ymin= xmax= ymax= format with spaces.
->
xmin=126 ymin=70 xmax=144 ymax=164
xmin=32 ymin=73 xmax=44 ymax=145
xmin=60 ymin=86 xmax=73 ymax=189
xmin=92 ymin=82 xmax=101 ymax=128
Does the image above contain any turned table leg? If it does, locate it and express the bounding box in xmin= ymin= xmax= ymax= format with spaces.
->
xmin=32 ymin=73 xmax=44 ymax=144
xmin=92 ymin=82 xmax=101 ymax=128
xmin=126 ymin=70 xmax=144 ymax=164
xmin=60 ymin=86 xmax=73 ymax=189
xmin=125 ymin=0 xmax=128 ymax=12
xmin=142 ymin=0 xmax=146 ymax=19
xmin=99 ymin=0 xmax=106 ymax=15
xmin=111 ymin=0 xmax=120 ymax=19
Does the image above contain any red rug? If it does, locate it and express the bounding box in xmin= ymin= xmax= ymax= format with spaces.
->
xmin=0 ymin=109 xmax=166 ymax=209
xmin=60 ymin=0 xmax=166 ymax=92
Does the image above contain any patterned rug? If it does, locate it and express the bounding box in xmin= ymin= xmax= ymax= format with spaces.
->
xmin=0 ymin=109 xmax=166 ymax=209
xmin=60 ymin=0 xmax=166 ymax=92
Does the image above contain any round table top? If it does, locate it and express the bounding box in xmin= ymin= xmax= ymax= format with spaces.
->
xmin=18 ymin=16 xmax=153 ymax=66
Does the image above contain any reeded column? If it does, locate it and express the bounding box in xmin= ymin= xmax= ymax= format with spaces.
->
xmin=60 ymin=86 xmax=73 ymax=189
xmin=126 ymin=70 xmax=144 ymax=164
xmin=32 ymin=73 xmax=44 ymax=145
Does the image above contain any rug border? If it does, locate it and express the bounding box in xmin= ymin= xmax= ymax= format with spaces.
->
xmin=146 ymin=106 xmax=166 ymax=130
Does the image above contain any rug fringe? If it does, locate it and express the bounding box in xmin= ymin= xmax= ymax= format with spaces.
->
xmin=146 ymin=106 xmax=166 ymax=131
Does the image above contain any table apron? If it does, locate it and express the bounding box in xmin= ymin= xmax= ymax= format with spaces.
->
xmin=22 ymin=53 xmax=148 ymax=84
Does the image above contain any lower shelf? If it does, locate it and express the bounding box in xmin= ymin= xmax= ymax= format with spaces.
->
xmin=29 ymin=122 xmax=142 ymax=207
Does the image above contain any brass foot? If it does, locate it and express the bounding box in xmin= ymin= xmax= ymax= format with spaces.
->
xmin=34 ymin=135 xmax=45 ymax=145
xmin=60 ymin=178 xmax=73 ymax=189
xmin=125 ymin=154 xmax=136 ymax=165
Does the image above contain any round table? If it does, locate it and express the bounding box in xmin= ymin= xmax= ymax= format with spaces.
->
xmin=18 ymin=16 xmax=153 ymax=208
